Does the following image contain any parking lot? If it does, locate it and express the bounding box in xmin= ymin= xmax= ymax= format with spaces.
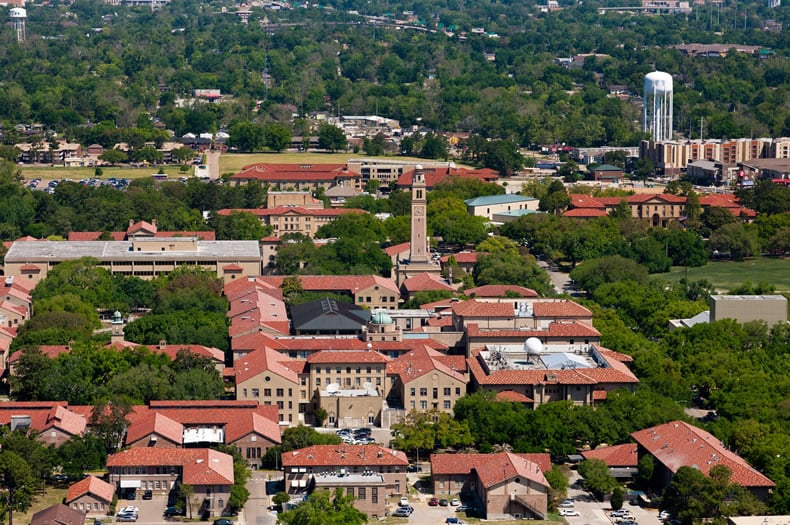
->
xmin=565 ymin=472 xmax=664 ymax=525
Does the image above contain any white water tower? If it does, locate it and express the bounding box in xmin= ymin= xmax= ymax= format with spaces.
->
xmin=10 ymin=7 xmax=26 ymax=43
xmin=643 ymin=71 xmax=673 ymax=142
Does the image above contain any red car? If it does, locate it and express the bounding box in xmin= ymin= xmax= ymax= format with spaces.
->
xmin=429 ymin=497 xmax=439 ymax=506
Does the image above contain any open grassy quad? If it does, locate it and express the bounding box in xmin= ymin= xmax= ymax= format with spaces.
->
xmin=660 ymin=257 xmax=790 ymax=292
xmin=19 ymin=165 xmax=191 ymax=182
xmin=15 ymin=487 xmax=69 ymax=524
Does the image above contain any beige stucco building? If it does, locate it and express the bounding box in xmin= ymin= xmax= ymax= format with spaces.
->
xmin=709 ymin=295 xmax=787 ymax=327
xmin=4 ymin=239 xmax=261 ymax=286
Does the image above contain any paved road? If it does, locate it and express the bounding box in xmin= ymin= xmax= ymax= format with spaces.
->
xmin=206 ymin=151 xmax=221 ymax=180
xmin=243 ymin=471 xmax=276 ymax=525
xmin=538 ymin=260 xmax=573 ymax=295
xmin=567 ymin=471 xmax=664 ymax=525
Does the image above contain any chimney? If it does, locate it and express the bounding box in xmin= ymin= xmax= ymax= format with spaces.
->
xmin=159 ymin=339 xmax=166 ymax=349
xmin=151 ymin=218 xmax=157 ymax=229
xmin=129 ymin=219 xmax=135 ymax=228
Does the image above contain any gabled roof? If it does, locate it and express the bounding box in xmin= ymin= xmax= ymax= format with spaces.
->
xmin=430 ymin=451 xmax=552 ymax=478
xmin=590 ymin=164 xmax=623 ymax=173
xmin=582 ymin=443 xmax=638 ymax=467
xmin=464 ymin=285 xmax=538 ymax=298
xmin=396 ymin=168 xmax=499 ymax=189
xmin=234 ymin=346 xmax=300 ymax=384
xmin=216 ymin=207 xmax=365 ymax=218
xmin=401 ymin=273 xmax=455 ymax=293
xmin=125 ymin=412 xmax=183 ymax=445
xmin=290 ymin=298 xmax=370 ymax=332
xmin=65 ymin=476 xmax=114 ymax=504
xmin=631 ymin=420 xmax=774 ymax=488
xmin=475 ymin=452 xmax=550 ymax=489
xmin=386 ymin=344 xmax=466 ymax=384
xmin=465 ymin=194 xmax=537 ymax=207
xmin=282 ymin=445 xmax=408 ymax=467
xmin=699 ymin=194 xmax=757 ymax=217
xmin=225 ymin=408 xmax=282 ymax=444
xmin=495 ymin=390 xmax=533 ymax=403
xmin=32 ymin=504 xmax=85 ymax=525
xmin=107 ymin=448 xmax=234 ymax=486
xmin=569 ymin=194 xmax=606 ymax=209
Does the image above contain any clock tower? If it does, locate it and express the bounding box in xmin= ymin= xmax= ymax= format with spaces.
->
xmin=409 ymin=165 xmax=429 ymax=264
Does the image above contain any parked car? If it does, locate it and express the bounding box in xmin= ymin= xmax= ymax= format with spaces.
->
xmin=213 ymin=519 xmax=233 ymax=525
xmin=446 ymin=518 xmax=464 ymax=525
xmin=659 ymin=511 xmax=671 ymax=521
xmin=450 ymin=498 xmax=461 ymax=506
xmin=124 ymin=491 xmax=136 ymax=500
xmin=429 ymin=497 xmax=439 ymax=506
xmin=142 ymin=490 xmax=153 ymax=500
xmin=163 ymin=507 xmax=182 ymax=517
xmin=406 ymin=464 xmax=422 ymax=472
xmin=456 ymin=505 xmax=475 ymax=514
xmin=439 ymin=498 xmax=449 ymax=506
xmin=392 ymin=506 xmax=413 ymax=517
xmin=559 ymin=499 xmax=574 ymax=508
xmin=611 ymin=510 xmax=631 ymax=518
xmin=560 ymin=509 xmax=580 ymax=517
xmin=116 ymin=514 xmax=136 ymax=522
xmin=399 ymin=496 xmax=410 ymax=507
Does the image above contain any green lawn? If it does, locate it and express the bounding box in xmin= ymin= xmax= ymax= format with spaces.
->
xmin=659 ymin=257 xmax=790 ymax=292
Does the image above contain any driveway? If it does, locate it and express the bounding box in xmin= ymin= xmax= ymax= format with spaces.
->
xmin=566 ymin=471 xmax=664 ymax=525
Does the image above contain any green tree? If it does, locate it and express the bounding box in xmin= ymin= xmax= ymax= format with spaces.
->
xmin=179 ymin=483 xmax=198 ymax=520
xmin=317 ymin=124 xmax=347 ymax=152
xmin=390 ymin=409 xmax=473 ymax=461
xmin=482 ymin=139 xmax=524 ymax=176
xmin=545 ymin=466 xmax=569 ymax=510
xmin=570 ymin=255 xmax=649 ymax=294
xmin=264 ymin=123 xmax=292 ymax=152
xmin=0 ymin=450 xmax=35 ymax=525
xmin=610 ymin=487 xmax=624 ymax=510
xmin=362 ymin=133 xmax=386 ymax=156
xmin=634 ymin=157 xmax=654 ymax=182
xmin=709 ymin=223 xmax=759 ymax=261
xmin=211 ymin=211 xmax=271 ymax=240
xmin=577 ymin=459 xmax=618 ymax=501
xmin=277 ymin=488 xmax=366 ymax=525
xmin=229 ymin=121 xmax=265 ymax=153
xmin=99 ymin=149 xmax=128 ymax=165
xmin=539 ymin=180 xmax=570 ymax=215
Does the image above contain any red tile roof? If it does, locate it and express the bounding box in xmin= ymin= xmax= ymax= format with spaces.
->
xmin=260 ymin=275 xmax=399 ymax=295
xmin=631 ymin=420 xmax=774 ymax=488
xmin=532 ymin=301 xmax=592 ymax=318
xmin=699 ymin=194 xmax=757 ymax=217
xmin=495 ymin=390 xmax=533 ymax=403
xmin=430 ymin=451 xmax=552 ymax=477
xmin=386 ymin=344 xmax=466 ymax=384
xmin=0 ymin=402 xmax=87 ymax=437
xmin=581 ymin=443 xmax=638 ymax=467
xmin=466 ymin=344 xmax=638 ymax=387
xmin=397 ymin=168 xmax=499 ymax=189
xmin=466 ymin=321 xmax=601 ymax=339
xmin=307 ymin=350 xmax=389 ymax=364
xmin=216 ymin=207 xmax=365 ymax=219
xmin=475 ymin=452 xmax=550 ymax=489
xmin=231 ymin=163 xmax=355 ymax=183
xmin=225 ymin=408 xmax=282 ymax=444
xmin=384 ymin=242 xmax=410 ymax=257
xmin=31 ymin=503 xmax=85 ymax=525
xmin=401 ymin=273 xmax=455 ymax=293
xmin=563 ymin=208 xmax=608 ymax=218
xmin=66 ymin=476 xmax=115 ymax=504
xmin=9 ymin=345 xmax=70 ymax=364
xmin=569 ymin=194 xmax=607 ymax=209
xmin=282 ymin=445 xmax=408 ymax=467
xmin=234 ymin=347 xmax=301 ymax=384
xmin=19 ymin=264 xmax=41 ymax=272
xmin=107 ymin=448 xmax=234 ymax=486
xmin=67 ymin=231 xmax=215 ymax=241
xmin=440 ymin=252 xmax=478 ymax=264
xmin=452 ymin=300 xmax=514 ymax=318
xmin=464 ymin=285 xmax=538 ymax=298
xmin=125 ymin=412 xmax=183 ymax=445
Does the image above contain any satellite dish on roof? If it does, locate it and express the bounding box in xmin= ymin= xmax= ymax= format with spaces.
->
xmin=524 ymin=337 xmax=544 ymax=355
xmin=326 ymin=383 xmax=340 ymax=393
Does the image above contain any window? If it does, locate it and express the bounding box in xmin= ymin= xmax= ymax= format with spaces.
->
xmin=358 ymin=487 xmax=366 ymax=500
xmin=456 ymin=387 xmax=461 ymax=396
xmin=368 ymin=414 xmax=375 ymax=424
xmin=372 ymin=488 xmax=378 ymax=504
xmin=356 ymin=367 xmax=361 ymax=373
xmin=329 ymin=415 xmax=335 ymax=424
xmin=420 ymin=400 xmax=427 ymax=409
xmin=366 ymin=367 xmax=372 ymax=373
xmin=345 ymin=378 xmax=351 ymax=386
xmin=276 ymin=388 xmax=284 ymax=397
xmin=316 ymin=378 xmax=321 ymax=386
xmin=288 ymin=388 xmax=293 ymax=396
xmin=366 ymin=296 xmax=372 ymax=303
xmin=347 ymin=488 xmax=354 ymax=497
xmin=346 ymin=367 xmax=351 ymax=374
xmin=242 ymin=388 xmax=247 ymax=397
xmin=444 ymin=387 xmax=451 ymax=396
xmin=444 ymin=400 xmax=451 ymax=409
xmin=277 ymin=401 xmax=284 ymax=409
xmin=336 ymin=367 xmax=341 ymax=373
xmin=420 ymin=388 xmax=427 ymax=396
xmin=433 ymin=388 xmax=438 ymax=399
xmin=301 ymin=377 xmax=307 ymax=386
xmin=410 ymin=388 xmax=416 ymax=396
xmin=263 ymin=388 xmax=270 ymax=397
xmin=410 ymin=401 xmax=415 ymax=409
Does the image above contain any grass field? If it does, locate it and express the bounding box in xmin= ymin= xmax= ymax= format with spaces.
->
xmin=15 ymin=487 xmax=69 ymax=525
xmin=659 ymin=257 xmax=790 ymax=292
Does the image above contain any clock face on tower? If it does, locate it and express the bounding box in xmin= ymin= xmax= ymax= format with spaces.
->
xmin=414 ymin=207 xmax=424 ymax=216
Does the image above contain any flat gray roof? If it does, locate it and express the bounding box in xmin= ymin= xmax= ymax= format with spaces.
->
xmin=5 ymin=240 xmax=261 ymax=262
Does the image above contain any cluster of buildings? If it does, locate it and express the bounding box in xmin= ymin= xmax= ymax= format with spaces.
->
xmin=640 ymin=136 xmax=790 ymax=180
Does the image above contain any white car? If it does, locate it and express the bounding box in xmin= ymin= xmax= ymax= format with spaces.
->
xmin=560 ymin=509 xmax=580 ymax=517
xmin=659 ymin=511 xmax=671 ymax=521
xmin=450 ymin=498 xmax=461 ymax=506
xmin=559 ymin=499 xmax=574 ymax=508
xmin=399 ymin=496 xmax=409 ymax=507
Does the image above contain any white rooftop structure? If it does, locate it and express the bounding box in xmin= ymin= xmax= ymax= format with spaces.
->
xmin=183 ymin=427 xmax=224 ymax=444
